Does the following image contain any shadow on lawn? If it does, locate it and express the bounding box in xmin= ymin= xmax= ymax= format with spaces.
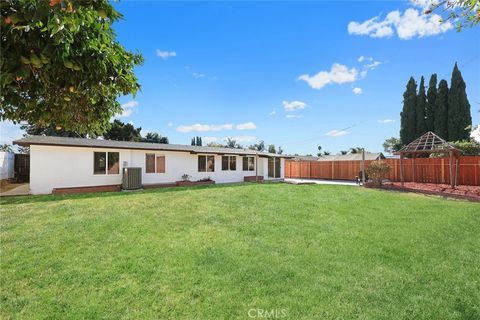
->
xmin=0 ymin=182 xmax=266 ymax=206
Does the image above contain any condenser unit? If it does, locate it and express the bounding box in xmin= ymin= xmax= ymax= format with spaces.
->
xmin=122 ymin=167 xmax=142 ymax=190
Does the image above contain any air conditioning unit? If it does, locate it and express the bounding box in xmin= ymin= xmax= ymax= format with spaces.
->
xmin=122 ymin=167 xmax=142 ymax=190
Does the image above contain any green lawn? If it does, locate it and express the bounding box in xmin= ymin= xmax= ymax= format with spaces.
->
xmin=1 ymin=183 xmax=479 ymax=319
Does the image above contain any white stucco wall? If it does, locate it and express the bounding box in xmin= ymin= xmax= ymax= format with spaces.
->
xmin=29 ymin=145 xmax=283 ymax=194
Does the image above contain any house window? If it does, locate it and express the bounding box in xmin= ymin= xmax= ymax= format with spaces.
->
xmin=146 ymin=153 xmax=165 ymax=173
xmin=198 ymin=155 xmax=215 ymax=172
xmin=242 ymin=156 xmax=255 ymax=171
xmin=222 ymin=156 xmax=236 ymax=171
xmin=94 ymin=152 xmax=119 ymax=175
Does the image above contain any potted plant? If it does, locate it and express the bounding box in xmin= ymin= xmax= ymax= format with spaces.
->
xmin=176 ymin=174 xmax=193 ymax=186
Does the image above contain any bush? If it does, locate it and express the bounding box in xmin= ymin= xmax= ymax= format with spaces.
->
xmin=366 ymin=161 xmax=391 ymax=187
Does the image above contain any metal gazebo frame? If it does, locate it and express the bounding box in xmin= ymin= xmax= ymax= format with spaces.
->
xmin=395 ymin=131 xmax=462 ymax=188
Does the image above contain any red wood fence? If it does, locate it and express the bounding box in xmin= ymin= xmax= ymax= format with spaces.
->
xmin=285 ymin=156 xmax=480 ymax=186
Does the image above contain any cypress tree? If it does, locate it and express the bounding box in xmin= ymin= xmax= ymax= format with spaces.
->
xmin=434 ymin=79 xmax=449 ymax=140
xmin=416 ymin=76 xmax=427 ymax=136
xmin=426 ymin=74 xmax=437 ymax=132
xmin=191 ymin=137 xmax=195 ymax=146
xmin=400 ymin=77 xmax=417 ymax=145
xmin=448 ymin=63 xmax=472 ymax=141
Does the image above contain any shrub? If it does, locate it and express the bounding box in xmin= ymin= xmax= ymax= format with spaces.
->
xmin=366 ymin=161 xmax=391 ymax=187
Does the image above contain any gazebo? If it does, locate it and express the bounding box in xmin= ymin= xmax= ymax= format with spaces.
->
xmin=396 ymin=131 xmax=462 ymax=188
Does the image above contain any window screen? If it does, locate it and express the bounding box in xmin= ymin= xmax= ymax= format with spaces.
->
xmin=156 ymin=155 xmax=165 ymax=173
xmin=108 ymin=152 xmax=119 ymax=174
xmin=94 ymin=152 xmax=107 ymax=175
xmin=146 ymin=154 xmax=155 ymax=173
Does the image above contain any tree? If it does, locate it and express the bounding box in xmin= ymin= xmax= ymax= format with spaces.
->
xmin=191 ymin=136 xmax=202 ymax=146
xmin=447 ymin=63 xmax=472 ymax=141
xmin=103 ymin=120 xmax=141 ymax=141
xmin=20 ymin=123 xmax=88 ymax=138
xmin=323 ymin=151 xmax=331 ymax=155
xmin=248 ymin=140 xmax=265 ymax=151
xmin=416 ymin=76 xmax=428 ymax=136
xmin=317 ymin=145 xmax=323 ymax=157
xmin=0 ymin=144 xmax=13 ymax=152
xmin=400 ymin=77 xmax=417 ymax=145
xmin=141 ymin=132 xmax=168 ymax=144
xmin=225 ymin=138 xmax=237 ymax=148
xmin=382 ymin=137 xmax=403 ymax=154
xmin=18 ymin=146 xmax=30 ymax=154
xmin=425 ymin=0 xmax=479 ymax=31
xmin=339 ymin=150 xmax=348 ymax=155
xmin=268 ymin=144 xmax=276 ymax=154
xmin=434 ymin=79 xmax=449 ymax=139
xmin=277 ymin=146 xmax=283 ymax=155
xmin=0 ymin=0 xmax=143 ymax=135
xmin=349 ymin=147 xmax=363 ymax=154
xmin=426 ymin=74 xmax=437 ymax=132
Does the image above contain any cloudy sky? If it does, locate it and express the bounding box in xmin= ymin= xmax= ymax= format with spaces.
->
xmin=1 ymin=0 xmax=479 ymax=154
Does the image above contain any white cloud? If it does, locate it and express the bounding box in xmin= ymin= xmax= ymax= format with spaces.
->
xmin=378 ymin=119 xmax=395 ymax=123
xmin=353 ymin=87 xmax=363 ymax=95
xmin=117 ymin=100 xmax=139 ymax=118
xmin=409 ymin=0 xmax=439 ymax=9
xmin=348 ymin=8 xmax=452 ymax=40
xmin=0 ymin=121 xmax=24 ymax=145
xmin=156 ymin=49 xmax=176 ymax=60
xmin=326 ymin=130 xmax=349 ymax=137
xmin=298 ymin=63 xmax=358 ymax=90
xmin=192 ymin=72 xmax=205 ymax=78
xmin=202 ymin=136 xmax=219 ymax=144
xmin=358 ymin=56 xmax=365 ymax=62
xmin=236 ymin=122 xmax=256 ymax=130
xmin=286 ymin=114 xmax=303 ymax=119
xmin=269 ymin=109 xmax=277 ymax=116
xmin=167 ymin=122 xmax=173 ymax=127
xmin=177 ymin=123 xmax=233 ymax=133
xmin=282 ymin=100 xmax=307 ymax=111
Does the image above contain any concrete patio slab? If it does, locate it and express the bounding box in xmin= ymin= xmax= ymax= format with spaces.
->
xmin=0 ymin=183 xmax=30 ymax=196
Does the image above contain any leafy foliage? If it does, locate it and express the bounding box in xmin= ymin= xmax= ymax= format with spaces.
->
xmin=400 ymin=77 xmax=417 ymax=145
xmin=382 ymin=137 xmax=403 ymax=154
xmin=142 ymin=132 xmax=168 ymax=144
xmin=447 ymin=62 xmax=472 ymax=141
xmin=450 ymin=139 xmax=480 ymax=156
xmin=366 ymin=161 xmax=391 ymax=186
xmin=0 ymin=144 xmax=13 ymax=152
xmin=426 ymin=74 xmax=437 ymax=132
xmin=248 ymin=140 xmax=265 ymax=151
xmin=434 ymin=79 xmax=449 ymax=139
xmin=191 ymin=136 xmax=202 ymax=146
xmin=425 ymin=0 xmax=479 ymax=31
xmin=102 ymin=120 xmax=141 ymax=142
xmin=0 ymin=0 xmax=143 ymax=134
xmin=416 ymin=76 xmax=427 ymax=136
xmin=20 ymin=123 xmax=89 ymax=138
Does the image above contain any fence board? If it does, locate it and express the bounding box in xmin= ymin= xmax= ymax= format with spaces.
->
xmin=285 ymin=156 xmax=480 ymax=186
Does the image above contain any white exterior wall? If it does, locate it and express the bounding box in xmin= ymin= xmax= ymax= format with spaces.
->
xmin=29 ymin=145 xmax=283 ymax=194
xmin=0 ymin=152 xmax=14 ymax=180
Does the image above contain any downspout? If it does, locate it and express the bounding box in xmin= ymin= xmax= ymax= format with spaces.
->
xmin=255 ymin=153 xmax=258 ymax=183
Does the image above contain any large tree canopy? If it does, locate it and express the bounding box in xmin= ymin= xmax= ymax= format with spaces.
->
xmin=0 ymin=0 xmax=143 ymax=134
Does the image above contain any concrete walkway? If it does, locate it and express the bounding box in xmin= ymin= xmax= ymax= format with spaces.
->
xmin=285 ymin=178 xmax=359 ymax=186
xmin=0 ymin=183 xmax=30 ymax=196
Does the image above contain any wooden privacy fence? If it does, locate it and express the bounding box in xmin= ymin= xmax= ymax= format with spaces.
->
xmin=285 ymin=156 xmax=480 ymax=186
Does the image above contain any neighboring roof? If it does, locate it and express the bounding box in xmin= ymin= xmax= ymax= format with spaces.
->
xmin=290 ymin=155 xmax=320 ymax=161
xmin=316 ymin=152 xmax=385 ymax=161
xmin=397 ymin=131 xmax=460 ymax=154
xmin=14 ymin=136 xmax=291 ymax=158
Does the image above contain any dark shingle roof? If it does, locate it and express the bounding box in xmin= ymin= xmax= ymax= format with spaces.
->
xmin=14 ymin=136 xmax=291 ymax=158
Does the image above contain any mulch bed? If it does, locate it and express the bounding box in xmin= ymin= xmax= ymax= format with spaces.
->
xmin=381 ymin=182 xmax=480 ymax=202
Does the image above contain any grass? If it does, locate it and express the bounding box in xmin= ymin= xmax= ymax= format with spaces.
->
xmin=1 ymin=183 xmax=479 ymax=319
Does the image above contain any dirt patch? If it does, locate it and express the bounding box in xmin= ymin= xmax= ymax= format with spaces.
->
xmin=382 ymin=182 xmax=480 ymax=202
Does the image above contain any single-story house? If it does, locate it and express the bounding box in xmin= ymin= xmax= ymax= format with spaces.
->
xmin=14 ymin=136 xmax=290 ymax=195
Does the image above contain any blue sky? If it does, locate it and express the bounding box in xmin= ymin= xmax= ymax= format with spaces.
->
xmin=2 ymin=1 xmax=479 ymax=154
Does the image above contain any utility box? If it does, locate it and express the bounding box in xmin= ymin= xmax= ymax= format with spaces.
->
xmin=122 ymin=167 xmax=142 ymax=190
